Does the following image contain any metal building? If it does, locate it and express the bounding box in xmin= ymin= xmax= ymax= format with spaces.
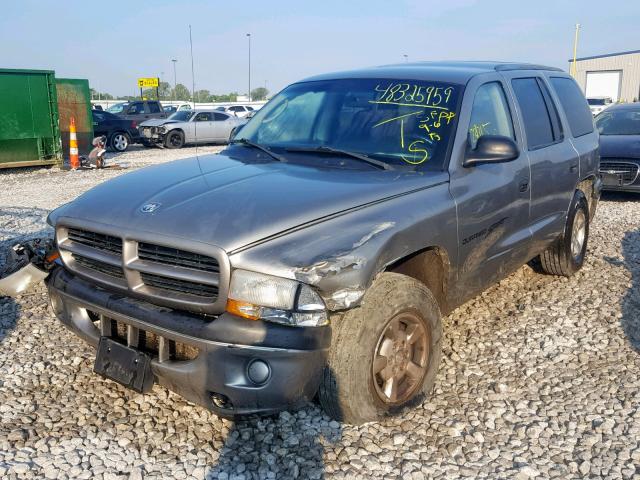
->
xmin=570 ymin=49 xmax=640 ymax=103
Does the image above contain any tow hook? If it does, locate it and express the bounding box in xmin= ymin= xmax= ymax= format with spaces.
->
xmin=0 ymin=238 xmax=59 ymax=297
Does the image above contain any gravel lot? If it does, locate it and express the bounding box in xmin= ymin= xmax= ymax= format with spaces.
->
xmin=1 ymin=147 xmax=639 ymax=479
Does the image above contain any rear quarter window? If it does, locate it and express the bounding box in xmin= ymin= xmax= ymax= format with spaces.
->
xmin=549 ymin=77 xmax=594 ymax=137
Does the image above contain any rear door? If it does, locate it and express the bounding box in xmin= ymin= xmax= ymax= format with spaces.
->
xmin=212 ymin=112 xmax=234 ymax=140
xmin=449 ymin=73 xmax=532 ymax=300
xmin=503 ymin=73 xmax=579 ymax=252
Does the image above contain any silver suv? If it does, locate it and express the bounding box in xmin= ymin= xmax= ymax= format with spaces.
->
xmin=46 ymin=61 xmax=600 ymax=424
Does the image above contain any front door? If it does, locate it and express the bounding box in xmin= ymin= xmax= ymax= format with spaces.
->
xmin=449 ymin=74 xmax=532 ymax=302
xmin=192 ymin=112 xmax=215 ymax=141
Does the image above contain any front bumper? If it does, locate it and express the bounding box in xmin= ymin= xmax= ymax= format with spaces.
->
xmin=47 ymin=267 xmax=330 ymax=416
xmin=138 ymin=127 xmax=164 ymax=144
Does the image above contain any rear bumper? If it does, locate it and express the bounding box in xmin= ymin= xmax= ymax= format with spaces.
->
xmin=47 ymin=267 xmax=330 ymax=416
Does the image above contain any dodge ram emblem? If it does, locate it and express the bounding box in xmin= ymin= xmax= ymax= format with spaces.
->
xmin=140 ymin=202 xmax=161 ymax=213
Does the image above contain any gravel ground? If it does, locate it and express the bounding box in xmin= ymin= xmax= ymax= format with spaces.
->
xmin=1 ymin=148 xmax=640 ymax=479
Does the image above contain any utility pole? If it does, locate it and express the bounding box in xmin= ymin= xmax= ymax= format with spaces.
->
xmin=571 ymin=24 xmax=581 ymax=78
xmin=247 ymin=33 xmax=252 ymax=102
xmin=189 ymin=25 xmax=196 ymax=105
xmin=171 ymin=59 xmax=178 ymax=102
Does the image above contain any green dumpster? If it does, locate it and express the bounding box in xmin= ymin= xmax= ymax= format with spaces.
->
xmin=56 ymin=78 xmax=94 ymax=160
xmin=0 ymin=68 xmax=62 ymax=168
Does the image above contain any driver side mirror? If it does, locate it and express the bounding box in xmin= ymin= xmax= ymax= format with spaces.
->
xmin=463 ymin=135 xmax=519 ymax=168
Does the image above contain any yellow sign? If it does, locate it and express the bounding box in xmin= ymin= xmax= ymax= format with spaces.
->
xmin=138 ymin=77 xmax=159 ymax=88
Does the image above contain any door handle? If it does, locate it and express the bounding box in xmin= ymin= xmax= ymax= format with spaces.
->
xmin=570 ymin=164 xmax=578 ymax=173
xmin=519 ymin=180 xmax=529 ymax=192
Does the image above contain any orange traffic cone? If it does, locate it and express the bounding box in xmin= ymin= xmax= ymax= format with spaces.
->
xmin=69 ymin=117 xmax=80 ymax=170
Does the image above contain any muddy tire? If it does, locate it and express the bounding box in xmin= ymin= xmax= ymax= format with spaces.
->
xmin=539 ymin=190 xmax=590 ymax=276
xmin=164 ymin=130 xmax=184 ymax=149
xmin=318 ymin=272 xmax=442 ymax=424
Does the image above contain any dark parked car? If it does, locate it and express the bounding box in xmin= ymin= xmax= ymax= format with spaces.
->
xmin=91 ymin=110 xmax=139 ymax=152
xmin=595 ymin=103 xmax=640 ymax=192
xmin=47 ymin=62 xmax=600 ymax=424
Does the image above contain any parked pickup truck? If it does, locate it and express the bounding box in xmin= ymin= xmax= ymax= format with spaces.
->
xmin=111 ymin=100 xmax=168 ymax=125
xmin=45 ymin=62 xmax=601 ymax=424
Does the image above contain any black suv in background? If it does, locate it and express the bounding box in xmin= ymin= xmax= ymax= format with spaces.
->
xmin=92 ymin=110 xmax=140 ymax=152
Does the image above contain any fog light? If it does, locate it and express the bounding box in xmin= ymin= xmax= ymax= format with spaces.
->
xmin=210 ymin=392 xmax=232 ymax=409
xmin=247 ymin=359 xmax=270 ymax=385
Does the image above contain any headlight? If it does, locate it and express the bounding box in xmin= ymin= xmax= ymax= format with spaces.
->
xmin=226 ymin=269 xmax=328 ymax=327
xmin=159 ymin=126 xmax=166 ymax=134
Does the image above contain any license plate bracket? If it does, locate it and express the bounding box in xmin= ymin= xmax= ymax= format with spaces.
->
xmin=94 ymin=337 xmax=154 ymax=393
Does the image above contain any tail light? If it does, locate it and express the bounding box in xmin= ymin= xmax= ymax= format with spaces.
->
xmin=131 ymin=121 xmax=137 ymax=129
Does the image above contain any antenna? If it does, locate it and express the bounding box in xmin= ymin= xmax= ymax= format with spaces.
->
xmin=189 ymin=24 xmax=198 ymax=157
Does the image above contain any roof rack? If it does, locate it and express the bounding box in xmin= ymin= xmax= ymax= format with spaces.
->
xmin=495 ymin=63 xmax=563 ymax=72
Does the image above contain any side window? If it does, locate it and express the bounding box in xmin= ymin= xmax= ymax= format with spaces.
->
xmin=194 ymin=112 xmax=211 ymax=121
xmin=127 ymin=103 xmax=145 ymax=114
xmin=213 ymin=113 xmax=229 ymax=121
xmin=148 ymin=102 xmax=161 ymax=113
xmin=549 ymin=77 xmax=594 ymax=137
xmin=247 ymin=106 xmax=254 ymax=111
xmin=230 ymin=106 xmax=242 ymax=112
xmin=511 ymin=78 xmax=558 ymax=150
xmin=468 ymin=82 xmax=515 ymax=149
xmin=537 ymin=79 xmax=564 ymax=141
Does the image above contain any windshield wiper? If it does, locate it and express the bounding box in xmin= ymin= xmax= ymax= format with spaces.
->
xmin=285 ymin=145 xmax=393 ymax=171
xmin=230 ymin=138 xmax=286 ymax=163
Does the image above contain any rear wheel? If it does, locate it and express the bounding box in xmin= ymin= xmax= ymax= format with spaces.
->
xmin=164 ymin=130 xmax=184 ymax=149
xmin=110 ymin=132 xmax=129 ymax=152
xmin=318 ymin=273 xmax=442 ymax=424
xmin=539 ymin=190 xmax=590 ymax=276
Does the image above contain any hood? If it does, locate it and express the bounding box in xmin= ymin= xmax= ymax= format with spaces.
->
xmin=599 ymin=135 xmax=640 ymax=158
xmin=139 ymin=118 xmax=177 ymax=127
xmin=50 ymin=153 xmax=447 ymax=252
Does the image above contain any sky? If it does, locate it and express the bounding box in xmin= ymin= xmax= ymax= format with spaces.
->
xmin=1 ymin=0 xmax=638 ymax=98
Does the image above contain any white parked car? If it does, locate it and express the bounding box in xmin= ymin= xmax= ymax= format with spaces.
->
xmin=138 ymin=110 xmax=246 ymax=148
xmin=587 ymin=96 xmax=613 ymax=116
xmin=214 ymin=105 xmax=255 ymax=118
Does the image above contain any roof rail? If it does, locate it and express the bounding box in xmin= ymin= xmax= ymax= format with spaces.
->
xmin=495 ymin=63 xmax=563 ymax=72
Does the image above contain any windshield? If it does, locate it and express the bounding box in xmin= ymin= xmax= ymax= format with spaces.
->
xmin=234 ymin=78 xmax=462 ymax=169
xmin=168 ymin=110 xmax=196 ymax=121
xmin=595 ymin=109 xmax=640 ymax=135
xmin=106 ymin=103 xmax=127 ymax=113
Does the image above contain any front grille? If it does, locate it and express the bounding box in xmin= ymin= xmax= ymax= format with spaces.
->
xmin=138 ymin=243 xmax=219 ymax=273
xmin=600 ymin=160 xmax=639 ymax=185
xmin=58 ymin=224 xmax=227 ymax=314
xmin=72 ymin=254 xmax=124 ymax=279
xmin=68 ymin=228 xmax=122 ymax=254
xmin=141 ymin=272 xmax=218 ymax=299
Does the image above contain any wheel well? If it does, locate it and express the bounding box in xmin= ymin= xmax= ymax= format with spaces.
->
xmin=386 ymin=246 xmax=450 ymax=314
xmin=577 ymin=175 xmax=597 ymax=218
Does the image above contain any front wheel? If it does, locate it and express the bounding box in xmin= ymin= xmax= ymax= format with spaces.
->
xmin=539 ymin=190 xmax=590 ymax=276
xmin=164 ymin=130 xmax=184 ymax=149
xmin=318 ymin=273 xmax=442 ymax=424
xmin=110 ymin=132 xmax=130 ymax=152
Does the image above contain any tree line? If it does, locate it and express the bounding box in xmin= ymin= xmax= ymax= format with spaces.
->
xmin=91 ymin=82 xmax=269 ymax=102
